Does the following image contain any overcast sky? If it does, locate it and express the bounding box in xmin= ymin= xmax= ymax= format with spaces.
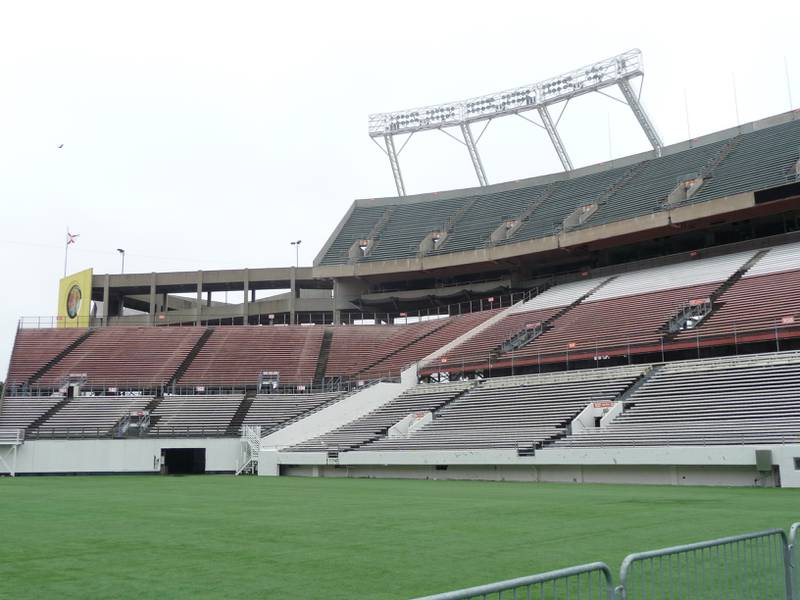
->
xmin=1 ymin=0 xmax=799 ymax=379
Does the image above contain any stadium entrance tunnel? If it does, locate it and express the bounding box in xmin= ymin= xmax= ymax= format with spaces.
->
xmin=161 ymin=448 xmax=206 ymax=475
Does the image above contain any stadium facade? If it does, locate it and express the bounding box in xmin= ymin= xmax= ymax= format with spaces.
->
xmin=2 ymin=101 xmax=800 ymax=486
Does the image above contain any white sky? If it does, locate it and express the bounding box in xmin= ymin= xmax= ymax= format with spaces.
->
xmin=1 ymin=0 xmax=799 ymax=379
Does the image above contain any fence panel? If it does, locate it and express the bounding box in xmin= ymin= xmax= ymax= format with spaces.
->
xmin=410 ymin=562 xmax=615 ymax=600
xmin=790 ymin=522 xmax=799 ymax=600
xmin=618 ymin=529 xmax=793 ymax=600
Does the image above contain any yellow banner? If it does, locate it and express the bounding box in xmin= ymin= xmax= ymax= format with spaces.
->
xmin=57 ymin=268 xmax=93 ymax=328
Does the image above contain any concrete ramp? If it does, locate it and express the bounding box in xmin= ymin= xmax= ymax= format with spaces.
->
xmin=262 ymin=366 xmax=417 ymax=449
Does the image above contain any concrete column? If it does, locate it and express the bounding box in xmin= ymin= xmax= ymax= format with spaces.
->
xmin=242 ymin=269 xmax=250 ymax=324
xmin=289 ymin=267 xmax=297 ymax=325
xmin=195 ymin=271 xmax=203 ymax=326
xmin=102 ymin=274 xmax=110 ymax=324
xmin=148 ymin=273 xmax=157 ymax=322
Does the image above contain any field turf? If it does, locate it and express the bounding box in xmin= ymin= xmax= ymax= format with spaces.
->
xmin=0 ymin=475 xmax=798 ymax=599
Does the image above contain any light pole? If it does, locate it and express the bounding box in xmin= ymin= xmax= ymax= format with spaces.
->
xmin=290 ymin=240 xmax=302 ymax=268
xmin=117 ymin=248 xmax=125 ymax=274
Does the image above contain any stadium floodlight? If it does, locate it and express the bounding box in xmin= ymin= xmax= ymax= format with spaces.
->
xmin=368 ymin=49 xmax=663 ymax=196
xmin=290 ymin=240 xmax=302 ymax=268
xmin=117 ymin=248 xmax=125 ymax=274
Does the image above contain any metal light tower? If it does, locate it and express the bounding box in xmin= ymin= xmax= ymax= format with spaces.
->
xmin=117 ymin=248 xmax=125 ymax=274
xmin=368 ymin=49 xmax=663 ymax=195
xmin=290 ymin=240 xmax=302 ymax=268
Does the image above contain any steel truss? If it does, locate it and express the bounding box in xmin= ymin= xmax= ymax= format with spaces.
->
xmin=368 ymin=49 xmax=663 ymax=195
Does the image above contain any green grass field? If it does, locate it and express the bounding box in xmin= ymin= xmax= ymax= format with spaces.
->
xmin=0 ymin=476 xmax=798 ymax=599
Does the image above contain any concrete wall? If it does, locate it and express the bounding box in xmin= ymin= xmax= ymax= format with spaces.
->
xmin=0 ymin=438 xmax=241 ymax=475
xmin=280 ymin=464 xmax=770 ymax=487
xmin=270 ymin=444 xmax=800 ymax=487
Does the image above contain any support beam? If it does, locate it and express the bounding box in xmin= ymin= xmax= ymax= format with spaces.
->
xmin=289 ymin=267 xmax=297 ymax=325
xmin=148 ymin=273 xmax=157 ymax=321
xmin=460 ymin=123 xmax=488 ymax=187
xmin=195 ymin=271 xmax=203 ymax=326
xmin=618 ymin=78 xmax=663 ymax=156
xmin=242 ymin=269 xmax=250 ymax=324
xmin=102 ymin=274 xmax=110 ymax=324
xmin=538 ymin=106 xmax=573 ymax=172
xmin=384 ymin=135 xmax=406 ymax=197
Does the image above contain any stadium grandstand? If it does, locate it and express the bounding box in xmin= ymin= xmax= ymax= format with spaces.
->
xmin=3 ymin=42 xmax=800 ymax=498
xmin=2 ymin=105 xmax=800 ymax=489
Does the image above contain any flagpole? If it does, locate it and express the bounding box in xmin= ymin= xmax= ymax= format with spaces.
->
xmin=64 ymin=226 xmax=69 ymax=277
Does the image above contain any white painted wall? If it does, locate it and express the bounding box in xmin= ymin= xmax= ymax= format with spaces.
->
xmin=271 ymin=444 xmax=800 ymax=487
xmin=0 ymin=437 xmax=241 ymax=475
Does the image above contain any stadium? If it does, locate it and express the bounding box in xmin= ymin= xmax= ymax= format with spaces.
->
xmin=2 ymin=22 xmax=800 ymax=600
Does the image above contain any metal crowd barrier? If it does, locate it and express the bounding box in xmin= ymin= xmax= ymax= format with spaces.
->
xmin=617 ymin=529 xmax=792 ymax=600
xmin=412 ymin=524 xmax=800 ymax=600
xmin=791 ymin=522 xmax=799 ymax=599
xmin=412 ymin=562 xmax=616 ymax=600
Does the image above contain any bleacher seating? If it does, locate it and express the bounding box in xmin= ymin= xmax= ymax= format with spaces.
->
xmin=6 ymin=328 xmax=86 ymax=386
xmin=33 ymin=396 xmax=152 ymax=436
xmin=358 ymin=310 xmax=500 ymax=378
xmin=318 ymin=117 xmax=800 ymax=266
xmin=0 ymin=396 xmax=64 ymax=429
xmin=362 ymin=368 xmax=641 ymax=451
xmin=553 ymin=355 xmax=800 ymax=447
xmin=178 ymin=326 xmax=323 ymax=387
xmin=676 ymin=269 xmax=800 ymax=342
xmin=501 ymin=252 xmax=753 ymax=361
xmin=440 ymin=278 xmax=605 ymax=366
xmin=37 ymin=327 xmax=205 ymax=387
xmin=242 ymin=392 xmax=343 ymax=432
xmin=324 ymin=325 xmax=402 ymax=378
xmin=291 ymin=381 xmax=473 ymax=451
xmin=149 ymin=395 xmax=243 ymax=435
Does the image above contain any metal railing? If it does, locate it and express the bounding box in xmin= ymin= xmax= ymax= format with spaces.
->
xmin=413 ymin=562 xmax=616 ymax=600
xmin=413 ymin=524 xmax=800 ymax=600
xmin=421 ymin=319 xmax=800 ymax=376
xmin=16 ymin=288 xmax=541 ymax=330
xmin=617 ymin=529 xmax=793 ymax=600
xmin=790 ymin=522 xmax=799 ymax=599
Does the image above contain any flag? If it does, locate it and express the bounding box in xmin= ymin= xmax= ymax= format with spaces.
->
xmin=66 ymin=231 xmax=79 ymax=245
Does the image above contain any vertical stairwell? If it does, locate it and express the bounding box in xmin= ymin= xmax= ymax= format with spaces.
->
xmin=228 ymin=391 xmax=256 ymax=434
xmin=28 ymin=329 xmax=95 ymax=385
xmin=168 ymin=328 xmax=214 ymax=387
xmin=313 ymin=328 xmax=334 ymax=386
xmin=28 ymin=397 xmax=72 ymax=431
